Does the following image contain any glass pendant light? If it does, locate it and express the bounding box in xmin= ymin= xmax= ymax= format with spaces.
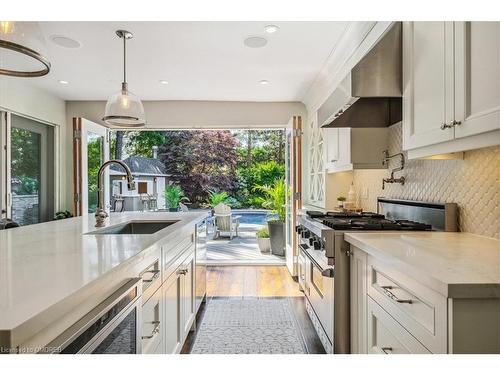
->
xmin=0 ymin=21 xmax=51 ymax=77
xmin=102 ymin=30 xmax=145 ymax=128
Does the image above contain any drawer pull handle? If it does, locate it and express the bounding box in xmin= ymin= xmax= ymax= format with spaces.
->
xmin=142 ymin=269 xmax=160 ymax=283
xmin=381 ymin=347 xmax=393 ymax=354
xmin=381 ymin=286 xmax=412 ymax=304
xmin=142 ymin=321 xmax=160 ymax=340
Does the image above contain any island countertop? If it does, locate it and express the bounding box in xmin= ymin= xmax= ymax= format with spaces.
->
xmin=0 ymin=211 xmax=207 ymax=340
xmin=345 ymin=232 xmax=500 ymax=298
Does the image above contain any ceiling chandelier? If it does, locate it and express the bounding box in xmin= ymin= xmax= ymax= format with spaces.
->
xmin=0 ymin=21 xmax=51 ymax=77
xmin=102 ymin=30 xmax=145 ymax=128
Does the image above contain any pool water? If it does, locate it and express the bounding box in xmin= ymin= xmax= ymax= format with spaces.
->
xmin=238 ymin=212 xmax=278 ymax=225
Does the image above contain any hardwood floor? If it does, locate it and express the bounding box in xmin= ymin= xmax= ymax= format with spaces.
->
xmin=181 ymin=266 xmax=325 ymax=354
xmin=207 ymin=265 xmax=303 ymax=297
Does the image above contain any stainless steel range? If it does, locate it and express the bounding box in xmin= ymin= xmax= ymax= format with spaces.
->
xmin=296 ymin=198 xmax=457 ymax=354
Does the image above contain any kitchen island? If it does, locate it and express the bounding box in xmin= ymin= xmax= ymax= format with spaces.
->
xmin=345 ymin=232 xmax=500 ymax=354
xmin=0 ymin=211 xmax=208 ymax=353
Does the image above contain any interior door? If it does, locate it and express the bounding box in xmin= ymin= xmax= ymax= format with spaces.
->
xmin=285 ymin=116 xmax=302 ymax=276
xmin=73 ymin=118 xmax=110 ymax=216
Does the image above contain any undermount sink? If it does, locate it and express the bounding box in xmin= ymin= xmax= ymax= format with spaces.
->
xmin=86 ymin=220 xmax=178 ymax=235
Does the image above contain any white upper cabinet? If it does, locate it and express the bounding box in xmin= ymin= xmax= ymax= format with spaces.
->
xmin=454 ymin=22 xmax=500 ymax=138
xmin=403 ymin=22 xmax=455 ymax=150
xmin=403 ymin=21 xmax=500 ymax=158
xmin=324 ymin=127 xmax=387 ymax=173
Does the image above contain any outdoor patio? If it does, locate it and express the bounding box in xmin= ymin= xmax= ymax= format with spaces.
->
xmin=206 ymin=222 xmax=285 ymax=265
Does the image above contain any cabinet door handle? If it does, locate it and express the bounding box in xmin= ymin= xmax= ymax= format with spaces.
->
xmin=176 ymin=268 xmax=188 ymax=275
xmin=380 ymin=285 xmax=412 ymax=304
xmin=141 ymin=321 xmax=160 ymax=340
xmin=381 ymin=347 xmax=393 ymax=354
xmin=142 ymin=269 xmax=160 ymax=283
xmin=440 ymin=120 xmax=461 ymax=130
xmin=330 ymin=159 xmax=337 ymax=162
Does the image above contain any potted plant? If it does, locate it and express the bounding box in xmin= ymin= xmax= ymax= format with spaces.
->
xmin=337 ymin=196 xmax=346 ymax=208
xmin=207 ymin=190 xmax=229 ymax=215
xmin=256 ymin=228 xmax=271 ymax=253
xmin=164 ymin=184 xmax=188 ymax=212
xmin=254 ymin=178 xmax=286 ymax=256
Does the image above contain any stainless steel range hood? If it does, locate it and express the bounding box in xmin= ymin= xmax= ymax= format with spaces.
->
xmin=320 ymin=22 xmax=402 ymax=128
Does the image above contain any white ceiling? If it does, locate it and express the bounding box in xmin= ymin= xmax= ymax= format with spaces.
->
xmin=27 ymin=22 xmax=349 ymax=102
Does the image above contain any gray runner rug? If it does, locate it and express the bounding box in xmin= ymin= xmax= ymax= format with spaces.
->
xmin=190 ymin=298 xmax=307 ymax=354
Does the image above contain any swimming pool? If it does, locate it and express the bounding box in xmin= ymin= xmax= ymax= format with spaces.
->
xmin=235 ymin=211 xmax=278 ymax=225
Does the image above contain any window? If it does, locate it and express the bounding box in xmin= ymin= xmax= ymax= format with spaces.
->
xmin=138 ymin=181 xmax=148 ymax=194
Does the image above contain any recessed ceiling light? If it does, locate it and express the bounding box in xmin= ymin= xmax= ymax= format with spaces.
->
xmin=50 ymin=35 xmax=81 ymax=49
xmin=265 ymin=25 xmax=279 ymax=34
xmin=58 ymin=80 xmax=69 ymax=85
xmin=159 ymin=80 xmax=169 ymax=85
xmin=259 ymin=80 xmax=270 ymax=85
xmin=244 ymin=36 xmax=267 ymax=48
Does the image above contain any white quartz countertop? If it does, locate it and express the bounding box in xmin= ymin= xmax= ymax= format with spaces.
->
xmin=0 ymin=211 xmax=208 ymax=333
xmin=345 ymin=232 xmax=500 ymax=298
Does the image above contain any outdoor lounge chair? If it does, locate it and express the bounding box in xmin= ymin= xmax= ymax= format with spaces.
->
xmin=213 ymin=203 xmax=241 ymax=239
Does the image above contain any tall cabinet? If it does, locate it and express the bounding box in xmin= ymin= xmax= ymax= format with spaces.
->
xmin=403 ymin=21 xmax=500 ymax=158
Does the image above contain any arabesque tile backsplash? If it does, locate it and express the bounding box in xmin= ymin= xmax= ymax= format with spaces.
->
xmin=352 ymin=123 xmax=500 ymax=239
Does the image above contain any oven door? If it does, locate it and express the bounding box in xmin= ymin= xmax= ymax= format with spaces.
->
xmin=48 ymin=278 xmax=142 ymax=354
xmin=297 ymin=249 xmax=307 ymax=292
xmin=305 ymin=254 xmax=334 ymax=344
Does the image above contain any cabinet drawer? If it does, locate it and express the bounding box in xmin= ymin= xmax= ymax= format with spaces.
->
xmin=368 ymin=297 xmax=430 ymax=354
xmin=162 ymin=235 xmax=195 ymax=282
xmin=140 ymin=258 xmax=161 ymax=303
xmin=367 ymin=257 xmax=447 ymax=353
xmin=141 ymin=286 xmax=163 ymax=354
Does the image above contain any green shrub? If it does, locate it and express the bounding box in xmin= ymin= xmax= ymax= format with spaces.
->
xmin=165 ymin=184 xmax=188 ymax=209
xmin=207 ymin=190 xmax=229 ymax=207
xmin=223 ymin=196 xmax=243 ymax=209
xmin=253 ymin=178 xmax=287 ymax=222
xmin=256 ymin=228 xmax=270 ymax=238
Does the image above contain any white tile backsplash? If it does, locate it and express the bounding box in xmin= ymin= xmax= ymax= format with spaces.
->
xmin=353 ymin=123 xmax=500 ymax=239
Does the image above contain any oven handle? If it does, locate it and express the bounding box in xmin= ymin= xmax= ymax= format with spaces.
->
xmin=46 ymin=277 xmax=142 ymax=354
xmin=301 ymin=245 xmax=335 ymax=278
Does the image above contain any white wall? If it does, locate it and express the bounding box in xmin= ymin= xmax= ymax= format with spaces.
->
xmin=0 ymin=76 xmax=67 ymax=212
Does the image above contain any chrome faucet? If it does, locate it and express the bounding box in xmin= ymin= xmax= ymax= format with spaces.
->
xmin=95 ymin=160 xmax=135 ymax=227
xmin=382 ymin=150 xmax=406 ymax=190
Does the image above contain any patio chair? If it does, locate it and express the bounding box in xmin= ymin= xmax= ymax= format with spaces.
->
xmin=213 ymin=203 xmax=241 ymax=239
xmin=179 ymin=202 xmax=189 ymax=212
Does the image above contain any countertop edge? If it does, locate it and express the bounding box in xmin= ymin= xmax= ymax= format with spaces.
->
xmin=344 ymin=233 xmax=500 ymax=299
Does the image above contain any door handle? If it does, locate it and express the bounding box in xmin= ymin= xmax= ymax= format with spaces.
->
xmin=440 ymin=120 xmax=461 ymax=130
xmin=141 ymin=321 xmax=160 ymax=340
xmin=381 ymin=347 xmax=393 ymax=354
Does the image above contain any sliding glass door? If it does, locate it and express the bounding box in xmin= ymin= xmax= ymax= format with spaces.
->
xmin=1 ymin=111 xmax=55 ymax=226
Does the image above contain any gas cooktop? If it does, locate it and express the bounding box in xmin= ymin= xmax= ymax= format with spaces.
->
xmin=306 ymin=211 xmax=432 ymax=231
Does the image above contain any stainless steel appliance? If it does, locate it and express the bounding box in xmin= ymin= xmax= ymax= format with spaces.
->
xmin=195 ymin=218 xmax=207 ymax=312
xmin=47 ymin=278 xmax=143 ymax=354
xmin=296 ymin=198 xmax=457 ymax=354
xmin=319 ymin=22 xmax=402 ymax=129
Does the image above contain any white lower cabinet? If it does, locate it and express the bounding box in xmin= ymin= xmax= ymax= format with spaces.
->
xmin=162 ymin=245 xmax=196 ymax=354
xmin=141 ymin=285 xmax=164 ymax=354
xmin=350 ymin=244 xmax=500 ymax=354
xmin=367 ymin=297 xmax=431 ymax=354
xmin=163 ymin=269 xmax=183 ymax=354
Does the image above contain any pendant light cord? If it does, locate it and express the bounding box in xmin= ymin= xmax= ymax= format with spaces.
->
xmin=123 ymin=35 xmax=127 ymax=84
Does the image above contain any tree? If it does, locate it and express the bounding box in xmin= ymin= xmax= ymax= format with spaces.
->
xmin=126 ymin=131 xmax=166 ymax=157
xmin=159 ymin=130 xmax=238 ymax=206
xmin=115 ymin=131 xmax=124 ymax=159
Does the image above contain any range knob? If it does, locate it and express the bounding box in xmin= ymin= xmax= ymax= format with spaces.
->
xmin=302 ymin=230 xmax=310 ymax=239
xmin=309 ymin=237 xmax=315 ymax=246
xmin=313 ymin=240 xmax=322 ymax=250
xmin=295 ymin=225 xmax=302 ymax=235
